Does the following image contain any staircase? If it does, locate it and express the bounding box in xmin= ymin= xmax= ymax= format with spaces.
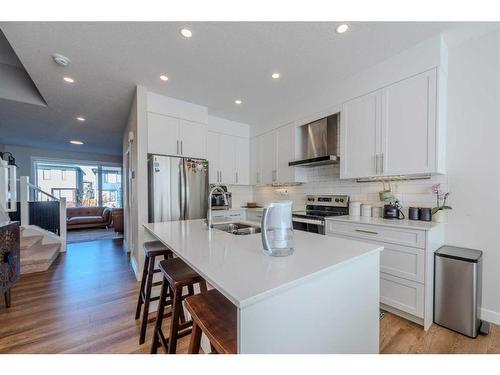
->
xmin=20 ymin=226 xmax=61 ymax=274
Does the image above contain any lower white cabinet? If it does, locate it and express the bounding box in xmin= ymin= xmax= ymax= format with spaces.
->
xmin=211 ymin=209 xmax=246 ymax=221
xmin=246 ymin=209 xmax=263 ymax=222
xmin=326 ymin=218 xmax=444 ymax=330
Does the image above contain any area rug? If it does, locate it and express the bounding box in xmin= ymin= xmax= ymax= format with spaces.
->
xmin=67 ymin=228 xmax=124 ymax=243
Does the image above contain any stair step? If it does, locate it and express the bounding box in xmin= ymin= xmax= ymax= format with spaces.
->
xmin=21 ymin=235 xmax=43 ymax=251
xmin=21 ymin=243 xmax=60 ymax=274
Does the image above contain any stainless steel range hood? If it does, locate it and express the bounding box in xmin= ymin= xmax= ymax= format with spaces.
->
xmin=288 ymin=113 xmax=339 ymax=167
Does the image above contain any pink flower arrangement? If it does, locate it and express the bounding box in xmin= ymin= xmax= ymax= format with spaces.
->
xmin=431 ymin=184 xmax=452 ymax=215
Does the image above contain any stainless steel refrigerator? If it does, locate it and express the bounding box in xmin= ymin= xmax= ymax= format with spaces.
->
xmin=148 ymin=155 xmax=209 ymax=222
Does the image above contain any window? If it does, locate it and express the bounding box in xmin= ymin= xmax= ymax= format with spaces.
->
xmin=34 ymin=161 xmax=122 ymax=208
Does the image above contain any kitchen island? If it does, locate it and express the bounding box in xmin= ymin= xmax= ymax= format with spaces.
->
xmin=144 ymin=219 xmax=383 ymax=353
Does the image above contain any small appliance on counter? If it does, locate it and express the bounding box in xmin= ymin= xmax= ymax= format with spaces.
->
xmin=349 ymin=201 xmax=361 ymax=216
xmin=261 ymin=201 xmax=294 ymax=257
xmin=419 ymin=207 xmax=432 ymax=222
xmin=361 ymin=204 xmax=372 ymax=217
xmin=210 ymin=184 xmax=232 ymax=210
xmin=383 ymin=201 xmax=405 ymax=220
xmin=408 ymin=207 xmax=420 ymax=221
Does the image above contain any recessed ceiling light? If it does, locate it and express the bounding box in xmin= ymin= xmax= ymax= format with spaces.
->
xmin=76 ymin=116 xmax=85 ymax=122
xmin=336 ymin=24 xmax=349 ymax=34
xmin=180 ymin=28 xmax=192 ymax=38
xmin=63 ymin=76 xmax=75 ymax=83
xmin=52 ymin=53 xmax=71 ymax=67
xmin=69 ymin=140 xmax=84 ymax=145
xmin=160 ymin=74 xmax=169 ymax=81
xmin=271 ymin=73 xmax=280 ymax=79
xmin=234 ymin=100 xmax=242 ymax=105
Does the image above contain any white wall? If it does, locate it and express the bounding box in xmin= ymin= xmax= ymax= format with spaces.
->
xmin=122 ymin=86 xmax=148 ymax=279
xmin=445 ymin=29 xmax=500 ymax=323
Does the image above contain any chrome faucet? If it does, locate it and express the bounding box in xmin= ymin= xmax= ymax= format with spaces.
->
xmin=207 ymin=185 xmax=228 ymax=228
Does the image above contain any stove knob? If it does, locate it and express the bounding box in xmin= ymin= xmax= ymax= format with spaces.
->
xmin=335 ymin=198 xmax=339 ymax=202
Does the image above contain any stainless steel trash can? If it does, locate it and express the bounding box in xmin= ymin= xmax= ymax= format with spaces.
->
xmin=434 ymin=245 xmax=483 ymax=338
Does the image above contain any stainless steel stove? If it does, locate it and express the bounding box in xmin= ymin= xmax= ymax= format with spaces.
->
xmin=292 ymin=195 xmax=349 ymax=234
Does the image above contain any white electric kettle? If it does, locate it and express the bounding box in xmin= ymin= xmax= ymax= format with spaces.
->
xmin=261 ymin=200 xmax=294 ymax=257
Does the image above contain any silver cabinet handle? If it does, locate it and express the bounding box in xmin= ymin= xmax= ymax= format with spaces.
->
xmin=236 ymin=171 xmax=238 ymax=184
xmin=219 ymin=170 xmax=222 ymax=182
xmin=272 ymin=169 xmax=276 ymax=182
xmin=180 ymin=140 xmax=183 ymax=155
xmin=375 ymin=154 xmax=379 ymax=174
xmin=380 ymin=153 xmax=384 ymax=174
xmin=355 ymin=229 xmax=378 ymax=235
xmin=177 ymin=140 xmax=179 ymax=155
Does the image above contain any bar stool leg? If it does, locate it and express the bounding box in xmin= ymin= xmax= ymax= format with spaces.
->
xmin=150 ymin=276 xmax=170 ymax=354
xmin=188 ymin=321 xmax=202 ymax=354
xmin=135 ymin=254 xmax=150 ymax=319
xmin=4 ymin=289 xmax=11 ymax=308
xmin=139 ymin=255 xmax=156 ymax=345
xmin=167 ymin=287 xmax=183 ymax=354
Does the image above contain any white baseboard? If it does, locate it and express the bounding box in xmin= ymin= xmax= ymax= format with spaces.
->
xmin=130 ymin=255 xmax=140 ymax=282
xmin=481 ymin=308 xmax=500 ymax=325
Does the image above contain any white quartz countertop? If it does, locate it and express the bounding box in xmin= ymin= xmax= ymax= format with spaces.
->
xmin=325 ymin=215 xmax=442 ymax=231
xmin=143 ymin=219 xmax=382 ymax=308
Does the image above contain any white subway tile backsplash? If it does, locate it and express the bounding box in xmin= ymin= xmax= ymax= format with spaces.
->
xmin=254 ymin=168 xmax=448 ymax=211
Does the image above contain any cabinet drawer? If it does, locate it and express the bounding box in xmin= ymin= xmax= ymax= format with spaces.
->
xmin=381 ymin=243 xmax=425 ymax=283
xmin=212 ymin=210 xmax=245 ymax=220
xmin=380 ymin=273 xmax=424 ymax=318
xmin=326 ymin=221 xmax=425 ymax=248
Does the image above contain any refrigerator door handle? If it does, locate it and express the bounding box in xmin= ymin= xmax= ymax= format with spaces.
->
xmin=179 ymin=158 xmax=185 ymax=220
xmin=183 ymin=159 xmax=189 ymax=219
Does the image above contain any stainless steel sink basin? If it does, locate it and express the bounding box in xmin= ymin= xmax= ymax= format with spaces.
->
xmin=212 ymin=222 xmax=261 ymax=235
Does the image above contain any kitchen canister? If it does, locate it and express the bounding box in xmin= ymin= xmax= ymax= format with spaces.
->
xmin=349 ymin=201 xmax=361 ymax=216
xmin=361 ymin=204 xmax=372 ymax=217
xmin=408 ymin=207 xmax=420 ymax=221
xmin=420 ymin=207 xmax=432 ymax=222
xmin=371 ymin=206 xmax=383 ymax=218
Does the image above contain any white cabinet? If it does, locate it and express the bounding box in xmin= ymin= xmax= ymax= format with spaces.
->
xmin=147 ymin=112 xmax=207 ymax=159
xmin=211 ymin=209 xmax=246 ymax=221
xmin=234 ymin=137 xmax=250 ymax=185
xmin=340 ymin=68 xmax=444 ymax=179
xmin=340 ymin=92 xmax=381 ymax=179
xmin=250 ymin=125 xmax=305 ymax=185
xmin=381 ymin=70 xmax=437 ymax=175
xmin=326 ymin=218 xmax=444 ymax=330
xmin=219 ymin=134 xmax=236 ymax=184
xmin=179 ymin=119 xmax=207 ymax=159
xmin=148 ymin=112 xmax=180 ymax=156
xmin=207 ymin=132 xmax=249 ymax=185
xmin=250 ymin=137 xmax=261 ymax=184
xmin=260 ymin=132 xmax=276 ymax=184
xmin=246 ymin=209 xmax=263 ymax=222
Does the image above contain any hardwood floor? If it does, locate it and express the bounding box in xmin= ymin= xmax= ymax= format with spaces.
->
xmin=0 ymin=239 xmax=189 ymax=354
xmin=1 ymin=238 xmax=499 ymax=354
xmin=380 ymin=311 xmax=500 ymax=354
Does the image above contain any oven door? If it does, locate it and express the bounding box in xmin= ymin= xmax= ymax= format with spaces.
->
xmin=292 ymin=217 xmax=325 ymax=235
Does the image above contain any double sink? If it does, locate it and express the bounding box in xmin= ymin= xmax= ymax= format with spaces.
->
xmin=212 ymin=222 xmax=261 ymax=235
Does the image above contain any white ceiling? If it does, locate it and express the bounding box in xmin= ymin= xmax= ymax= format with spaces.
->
xmin=0 ymin=22 xmax=458 ymax=156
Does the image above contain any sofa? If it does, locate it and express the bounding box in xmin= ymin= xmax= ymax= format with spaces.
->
xmin=66 ymin=207 xmax=113 ymax=230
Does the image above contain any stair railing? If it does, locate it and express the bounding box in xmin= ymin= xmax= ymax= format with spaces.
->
xmin=19 ymin=176 xmax=67 ymax=252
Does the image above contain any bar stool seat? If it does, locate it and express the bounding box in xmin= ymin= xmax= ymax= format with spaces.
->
xmin=185 ymin=289 xmax=237 ymax=354
xmin=135 ymin=240 xmax=173 ymax=345
xmin=151 ymin=258 xmax=207 ymax=354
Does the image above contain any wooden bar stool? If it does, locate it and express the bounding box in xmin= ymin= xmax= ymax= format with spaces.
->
xmin=185 ymin=289 xmax=237 ymax=354
xmin=135 ymin=240 xmax=173 ymax=344
xmin=150 ymin=258 xmax=208 ymax=354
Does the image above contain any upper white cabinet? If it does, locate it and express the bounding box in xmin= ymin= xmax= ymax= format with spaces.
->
xmin=250 ymin=137 xmax=261 ymax=184
xmin=250 ymin=124 xmax=306 ymax=185
xmin=147 ymin=112 xmax=207 ymax=159
xmin=380 ymin=70 xmax=437 ymax=175
xmin=340 ymin=91 xmax=381 ymax=179
xmin=207 ymin=131 xmax=249 ymax=185
xmin=234 ymin=136 xmax=250 ymax=185
xmin=340 ymin=69 xmax=444 ymax=179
